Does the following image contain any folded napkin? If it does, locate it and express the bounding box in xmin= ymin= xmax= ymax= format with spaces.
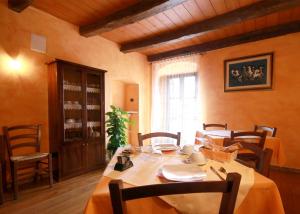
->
xmin=160 ymin=160 xmax=254 ymax=214
xmin=160 ymin=164 xmax=207 ymax=182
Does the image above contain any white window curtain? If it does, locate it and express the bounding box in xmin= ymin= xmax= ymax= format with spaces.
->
xmin=151 ymin=55 xmax=200 ymax=145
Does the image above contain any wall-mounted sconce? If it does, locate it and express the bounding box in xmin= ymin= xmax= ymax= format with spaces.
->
xmin=0 ymin=53 xmax=33 ymax=77
xmin=0 ymin=54 xmax=31 ymax=76
xmin=8 ymin=58 xmax=21 ymax=71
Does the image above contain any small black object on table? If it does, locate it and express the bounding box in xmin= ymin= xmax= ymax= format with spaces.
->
xmin=114 ymin=155 xmax=133 ymax=171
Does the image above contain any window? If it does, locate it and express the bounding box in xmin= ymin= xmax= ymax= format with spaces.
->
xmin=151 ymin=56 xmax=199 ymax=145
xmin=165 ymin=72 xmax=198 ymax=144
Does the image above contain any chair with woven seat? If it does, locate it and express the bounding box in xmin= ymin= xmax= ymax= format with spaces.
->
xmin=203 ymin=123 xmax=228 ymax=130
xmin=224 ymin=138 xmax=273 ymax=177
xmin=109 ymin=172 xmax=241 ymax=214
xmin=254 ymin=125 xmax=277 ymax=137
xmin=3 ymin=125 xmax=53 ymax=199
xmin=138 ymin=132 xmax=181 ymax=147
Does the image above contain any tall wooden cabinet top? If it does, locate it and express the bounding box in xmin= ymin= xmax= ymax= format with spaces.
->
xmin=48 ymin=59 xmax=106 ymax=180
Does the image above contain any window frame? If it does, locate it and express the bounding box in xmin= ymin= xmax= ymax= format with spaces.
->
xmin=165 ymin=72 xmax=198 ymax=132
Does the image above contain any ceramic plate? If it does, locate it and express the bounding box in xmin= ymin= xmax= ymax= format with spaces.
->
xmin=154 ymin=144 xmax=178 ymax=151
xmin=161 ymin=164 xmax=207 ymax=182
xmin=183 ymin=158 xmax=207 ymax=166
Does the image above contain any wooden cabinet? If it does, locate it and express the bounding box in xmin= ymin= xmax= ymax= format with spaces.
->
xmin=48 ymin=59 xmax=106 ymax=180
xmin=61 ymin=142 xmax=86 ymax=177
xmin=86 ymin=138 xmax=104 ymax=170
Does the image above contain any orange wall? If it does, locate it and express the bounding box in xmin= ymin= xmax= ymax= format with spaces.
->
xmin=198 ymin=32 xmax=300 ymax=168
xmin=0 ymin=3 xmax=151 ymax=152
xmin=124 ymin=84 xmax=139 ymax=146
xmin=110 ymin=82 xmax=140 ymax=146
xmin=125 ymin=84 xmax=139 ymax=112
xmin=111 ymin=80 xmax=126 ymax=109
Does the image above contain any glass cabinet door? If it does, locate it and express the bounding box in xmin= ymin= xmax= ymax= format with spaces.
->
xmin=63 ymin=67 xmax=84 ymax=142
xmin=86 ymin=73 xmax=102 ymax=140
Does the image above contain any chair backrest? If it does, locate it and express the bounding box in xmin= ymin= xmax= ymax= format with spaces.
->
xmin=224 ymin=138 xmax=273 ymax=177
xmin=109 ymin=172 xmax=241 ymax=214
xmin=138 ymin=132 xmax=181 ymax=146
xmin=254 ymin=125 xmax=277 ymax=137
xmin=259 ymin=148 xmax=273 ymax=177
xmin=229 ymin=131 xmax=267 ymax=148
xmin=203 ymin=123 xmax=227 ymax=130
xmin=3 ymin=125 xmax=42 ymax=157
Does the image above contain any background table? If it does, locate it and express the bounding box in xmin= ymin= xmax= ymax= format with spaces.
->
xmin=196 ymin=130 xmax=286 ymax=166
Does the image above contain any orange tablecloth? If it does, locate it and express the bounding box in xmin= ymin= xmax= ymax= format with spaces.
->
xmin=196 ymin=130 xmax=286 ymax=166
xmin=85 ymin=173 xmax=284 ymax=214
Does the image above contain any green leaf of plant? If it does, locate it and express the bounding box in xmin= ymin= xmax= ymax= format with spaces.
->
xmin=106 ymin=105 xmax=131 ymax=151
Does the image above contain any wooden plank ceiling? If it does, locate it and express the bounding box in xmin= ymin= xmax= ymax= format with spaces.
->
xmin=30 ymin=0 xmax=300 ymax=61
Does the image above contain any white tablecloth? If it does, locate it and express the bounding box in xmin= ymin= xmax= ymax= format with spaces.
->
xmin=104 ymin=149 xmax=254 ymax=214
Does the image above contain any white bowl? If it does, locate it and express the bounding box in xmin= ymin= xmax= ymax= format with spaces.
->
xmin=66 ymin=118 xmax=75 ymax=123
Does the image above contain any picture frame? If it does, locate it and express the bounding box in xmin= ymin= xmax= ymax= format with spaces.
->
xmin=224 ymin=53 xmax=273 ymax=92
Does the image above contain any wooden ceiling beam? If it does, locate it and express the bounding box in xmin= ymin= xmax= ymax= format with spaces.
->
xmin=80 ymin=0 xmax=187 ymax=37
xmin=8 ymin=0 xmax=32 ymax=13
xmin=121 ymin=0 xmax=300 ymax=53
xmin=147 ymin=21 xmax=300 ymax=62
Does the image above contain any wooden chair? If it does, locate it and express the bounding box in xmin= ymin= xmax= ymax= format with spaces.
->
xmin=109 ymin=172 xmax=241 ymax=214
xmin=3 ymin=125 xmax=53 ymax=199
xmin=224 ymin=139 xmax=273 ymax=177
xmin=229 ymin=131 xmax=267 ymax=148
xmin=203 ymin=123 xmax=228 ymax=130
xmin=138 ymin=132 xmax=181 ymax=146
xmin=254 ymin=125 xmax=277 ymax=137
xmin=227 ymin=131 xmax=267 ymax=169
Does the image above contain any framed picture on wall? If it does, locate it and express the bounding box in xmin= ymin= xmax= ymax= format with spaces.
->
xmin=224 ymin=53 xmax=273 ymax=92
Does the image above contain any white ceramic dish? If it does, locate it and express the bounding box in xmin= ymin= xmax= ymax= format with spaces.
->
xmin=66 ymin=118 xmax=75 ymax=123
xmin=160 ymin=164 xmax=207 ymax=182
xmin=154 ymin=144 xmax=178 ymax=151
xmin=179 ymin=149 xmax=197 ymax=155
xmin=183 ymin=158 xmax=207 ymax=166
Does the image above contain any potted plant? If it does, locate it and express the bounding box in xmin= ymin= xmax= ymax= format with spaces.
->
xmin=105 ymin=105 xmax=130 ymax=158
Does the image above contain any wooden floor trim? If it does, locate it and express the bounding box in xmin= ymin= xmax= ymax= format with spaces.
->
xmin=271 ymin=165 xmax=300 ymax=174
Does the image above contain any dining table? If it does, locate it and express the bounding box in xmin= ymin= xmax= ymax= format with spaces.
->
xmin=195 ymin=130 xmax=286 ymax=166
xmin=84 ymin=147 xmax=284 ymax=214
